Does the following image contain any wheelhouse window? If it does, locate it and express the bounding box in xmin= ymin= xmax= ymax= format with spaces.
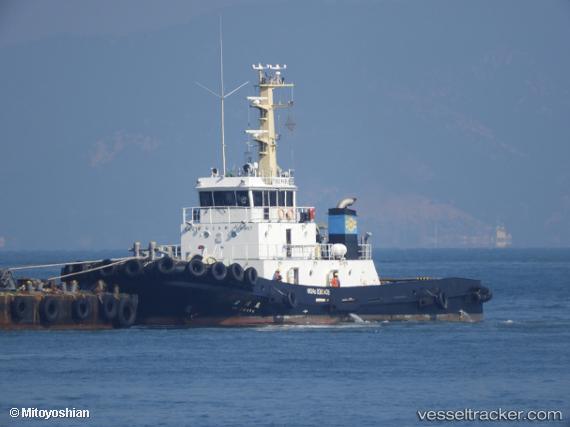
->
xmin=199 ymin=191 xmax=213 ymax=207
xmin=236 ymin=191 xmax=249 ymax=207
xmin=249 ymin=189 xmax=295 ymax=207
xmin=213 ymin=191 xmax=236 ymax=207
xmin=253 ymin=191 xmax=263 ymax=207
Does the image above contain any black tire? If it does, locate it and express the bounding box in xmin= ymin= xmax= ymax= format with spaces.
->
xmin=100 ymin=259 xmax=117 ymax=278
xmin=72 ymin=297 xmax=92 ymax=321
xmin=480 ymin=288 xmax=492 ymax=302
xmin=436 ymin=292 xmax=448 ymax=310
xmin=100 ymin=294 xmax=118 ymax=321
xmin=186 ymin=259 xmax=207 ymax=279
xmin=116 ymin=297 xmax=137 ymax=328
xmin=285 ymin=291 xmax=298 ymax=308
xmin=244 ymin=267 xmax=258 ymax=286
xmin=122 ymin=259 xmax=144 ymax=278
xmin=156 ymin=257 xmax=176 ymax=275
xmin=210 ymin=262 xmax=227 ymax=282
xmin=40 ymin=297 xmax=61 ymax=324
xmin=469 ymin=289 xmax=482 ymax=303
xmin=228 ymin=263 xmax=245 ymax=282
xmin=11 ymin=296 xmax=32 ymax=321
xmin=190 ymin=254 xmax=203 ymax=262
xmin=72 ymin=262 xmax=90 ymax=276
xmin=60 ymin=264 xmax=74 ymax=278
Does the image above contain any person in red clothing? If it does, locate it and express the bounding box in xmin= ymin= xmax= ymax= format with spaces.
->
xmin=330 ymin=272 xmax=340 ymax=288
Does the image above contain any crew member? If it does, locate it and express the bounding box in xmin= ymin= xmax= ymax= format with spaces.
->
xmin=273 ymin=269 xmax=282 ymax=282
xmin=330 ymin=272 xmax=340 ymax=288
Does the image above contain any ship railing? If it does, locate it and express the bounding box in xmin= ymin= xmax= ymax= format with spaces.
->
xmin=223 ymin=243 xmax=372 ymax=262
xmin=358 ymin=243 xmax=372 ymax=260
xmin=156 ymin=244 xmax=181 ymax=259
xmin=183 ymin=206 xmax=314 ymax=225
xmin=260 ymin=175 xmax=295 ymax=186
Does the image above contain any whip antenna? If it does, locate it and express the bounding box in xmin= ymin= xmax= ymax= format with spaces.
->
xmin=195 ymin=17 xmax=248 ymax=176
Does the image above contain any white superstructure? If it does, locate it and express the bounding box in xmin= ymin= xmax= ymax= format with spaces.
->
xmin=180 ymin=65 xmax=380 ymax=287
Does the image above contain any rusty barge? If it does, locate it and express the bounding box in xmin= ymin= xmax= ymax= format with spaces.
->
xmin=0 ymin=269 xmax=138 ymax=330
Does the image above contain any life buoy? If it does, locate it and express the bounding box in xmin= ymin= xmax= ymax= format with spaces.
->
xmin=308 ymin=207 xmax=316 ymax=221
xmin=40 ymin=297 xmax=61 ymax=324
xmin=278 ymin=208 xmax=286 ymax=220
xmin=11 ymin=296 xmax=32 ymax=321
xmin=100 ymin=294 xmax=118 ymax=321
xmin=285 ymin=208 xmax=294 ymax=220
xmin=116 ymin=297 xmax=137 ymax=328
xmin=72 ymin=297 xmax=92 ymax=321
xmin=210 ymin=262 xmax=227 ymax=282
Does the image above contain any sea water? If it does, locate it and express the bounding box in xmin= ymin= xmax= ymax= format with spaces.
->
xmin=1 ymin=249 xmax=569 ymax=426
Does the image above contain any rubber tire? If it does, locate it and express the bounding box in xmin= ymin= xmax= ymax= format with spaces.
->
xmin=210 ymin=262 xmax=227 ymax=282
xmin=244 ymin=267 xmax=258 ymax=286
xmin=228 ymin=263 xmax=245 ymax=282
xmin=72 ymin=262 xmax=90 ymax=276
xmin=100 ymin=259 xmax=117 ymax=278
xmin=436 ymin=292 xmax=448 ymax=310
xmin=156 ymin=257 xmax=176 ymax=275
xmin=100 ymin=294 xmax=118 ymax=321
xmin=123 ymin=259 xmax=144 ymax=278
xmin=72 ymin=297 xmax=91 ymax=321
xmin=285 ymin=291 xmax=298 ymax=308
xmin=186 ymin=259 xmax=207 ymax=279
xmin=40 ymin=297 xmax=61 ymax=324
xmin=116 ymin=297 xmax=137 ymax=328
xmin=469 ymin=289 xmax=482 ymax=303
xmin=11 ymin=296 xmax=32 ymax=321
xmin=61 ymin=264 xmax=74 ymax=277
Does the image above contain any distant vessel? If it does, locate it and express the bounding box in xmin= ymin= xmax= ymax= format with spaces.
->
xmin=495 ymin=225 xmax=512 ymax=248
xmin=58 ymin=63 xmax=492 ymax=326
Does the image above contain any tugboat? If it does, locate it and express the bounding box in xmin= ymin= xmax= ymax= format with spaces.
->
xmin=66 ymin=64 xmax=492 ymax=326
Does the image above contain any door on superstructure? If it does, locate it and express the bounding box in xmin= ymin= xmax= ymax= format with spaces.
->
xmin=287 ymin=267 xmax=299 ymax=284
xmin=286 ymin=228 xmax=292 ymax=258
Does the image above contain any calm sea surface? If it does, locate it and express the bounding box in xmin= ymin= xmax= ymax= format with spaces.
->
xmin=1 ymin=249 xmax=569 ymax=426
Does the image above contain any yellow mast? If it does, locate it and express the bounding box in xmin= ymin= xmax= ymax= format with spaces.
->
xmin=247 ymin=64 xmax=294 ymax=177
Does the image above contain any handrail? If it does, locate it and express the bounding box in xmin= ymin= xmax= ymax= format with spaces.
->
xmin=182 ymin=206 xmax=315 ymax=225
xmin=221 ymin=243 xmax=372 ymax=262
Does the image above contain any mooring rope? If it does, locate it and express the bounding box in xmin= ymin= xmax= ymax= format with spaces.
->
xmin=47 ymin=257 xmax=138 ymax=281
xmin=7 ymin=257 xmax=134 ymax=272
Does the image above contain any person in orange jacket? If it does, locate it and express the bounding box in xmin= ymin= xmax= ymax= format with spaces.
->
xmin=330 ymin=272 xmax=340 ymax=288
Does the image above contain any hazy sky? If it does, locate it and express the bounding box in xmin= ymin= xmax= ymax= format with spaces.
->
xmin=1 ymin=0 xmax=569 ymax=249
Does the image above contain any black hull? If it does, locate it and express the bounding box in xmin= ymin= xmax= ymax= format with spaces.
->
xmin=105 ymin=270 xmax=492 ymax=326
